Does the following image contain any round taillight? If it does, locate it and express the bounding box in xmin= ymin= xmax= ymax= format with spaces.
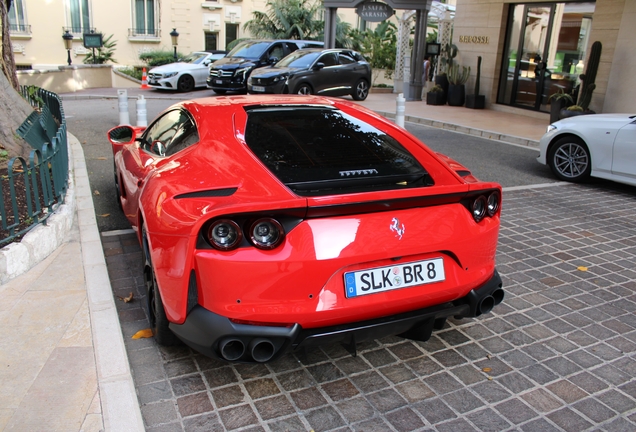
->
xmin=487 ymin=192 xmax=500 ymax=217
xmin=249 ymin=218 xmax=284 ymax=250
xmin=208 ymin=219 xmax=242 ymax=250
xmin=472 ymin=196 xmax=487 ymax=223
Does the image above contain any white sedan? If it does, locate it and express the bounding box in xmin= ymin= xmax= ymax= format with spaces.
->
xmin=537 ymin=113 xmax=636 ymax=186
xmin=147 ymin=51 xmax=226 ymax=92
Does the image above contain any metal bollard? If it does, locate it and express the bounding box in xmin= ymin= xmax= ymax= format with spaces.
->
xmin=136 ymin=95 xmax=147 ymax=127
xmin=395 ymin=93 xmax=405 ymax=128
xmin=117 ymin=89 xmax=130 ymax=125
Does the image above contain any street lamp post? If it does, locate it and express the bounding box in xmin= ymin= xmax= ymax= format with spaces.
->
xmin=62 ymin=30 xmax=73 ymax=66
xmin=170 ymin=28 xmax=179 ymax=60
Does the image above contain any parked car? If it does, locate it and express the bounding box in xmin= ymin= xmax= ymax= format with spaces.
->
xmin=247 ymin=48 xmax=371 ymax=101
xmin=107 ymin=95 xmax=504 ymax=363
xmin=538 ymin=113 xmax=636 ymax=186
xmin=207 ymin=39 xmax=323 ymax=94
xmin=147 ymin=50 xmax=226 ymax=92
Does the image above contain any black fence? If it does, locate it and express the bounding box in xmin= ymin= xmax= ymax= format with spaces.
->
xmin=0 ymin=87 xmax=69 ymax=246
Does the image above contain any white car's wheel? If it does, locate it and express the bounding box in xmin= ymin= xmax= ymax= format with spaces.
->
xmin=548 ymin=136 xmax=591 ymax=182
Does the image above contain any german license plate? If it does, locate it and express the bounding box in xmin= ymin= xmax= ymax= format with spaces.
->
xmin=215 ymin=79 xmax=224 ymax=85
xmin=344 ymin=258 xmax=445 ymax=298
xmin=252 ymin=85 xmax=265 ymax=92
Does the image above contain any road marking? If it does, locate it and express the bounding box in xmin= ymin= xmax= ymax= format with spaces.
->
xmin=503 ymin=181 xmax=570 ymax=192
xmin=101 ymin=228 xmax=135 ymax=237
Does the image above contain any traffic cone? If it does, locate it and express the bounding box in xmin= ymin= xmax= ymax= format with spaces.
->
xmin=140 ymin=67 xmax=149 ymax=89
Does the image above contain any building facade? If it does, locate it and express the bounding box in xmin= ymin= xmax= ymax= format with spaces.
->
xmin=7 ymin=0 xmax=357 ymax=69
xmin=452 ymin=0 xmax=635 ymax=115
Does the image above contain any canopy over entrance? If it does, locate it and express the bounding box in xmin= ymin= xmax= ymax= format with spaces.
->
xmin=324 ymin=0 xmax=433 ymax=100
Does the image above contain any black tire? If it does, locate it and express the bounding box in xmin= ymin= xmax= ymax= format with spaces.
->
xmin=296 ymin=84 xmax=312 ymax=95
xmin=212 ymin=89 xmax=227 ymax=95
xmin=142 ymin=226 xmax=180 ymax=345
xmin=548 ymin=136 xmax=591 ymax=182
xmin=113 ymin=163 xmax=122 ymax=210
xmin=177 ymin=74 xmax=195 ymax=92
xmin=352 ymin=79 xmax=369 ymax=101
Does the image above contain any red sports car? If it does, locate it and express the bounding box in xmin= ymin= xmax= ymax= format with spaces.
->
xmin=107 ymin=95 xmax=503 ymax=363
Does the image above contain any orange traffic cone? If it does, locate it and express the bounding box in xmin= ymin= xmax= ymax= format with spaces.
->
xmin=141 ymin=67 xmax=149 ymax=89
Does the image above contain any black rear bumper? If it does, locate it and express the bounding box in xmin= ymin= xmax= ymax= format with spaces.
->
xmin=169 ymin=270 xmax=503 ymax=363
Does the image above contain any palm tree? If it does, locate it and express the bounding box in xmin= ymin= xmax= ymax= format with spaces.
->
xmin=243 ymin=0 xmax=322 ymax=40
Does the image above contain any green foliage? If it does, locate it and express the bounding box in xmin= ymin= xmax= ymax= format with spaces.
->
xmin=426 ymin=29 xmax=438 ymax=43
xmin=428 ymin=84 xmax=443 ymax=93
xmin=578 ymin=41 xmax=602 ymax=111
xmin=22 ymin=85 xmax=44 ymax=110
xmin=566 ymin=105 xmax=584 ymax=112
xmin=83 ymin=33 xmax=117 ymax=64
xmin=0 ymin=149 xmax=8 ymax=161
xmin=448 ymin=64 xmax=470 ymax=85
xmin=438 ymin=42 xmax=458 ymax=76
xmin=118 ymin=67 xmax=143 ymax=80
xmin=349 ymin=21 xmax=397 ymax=80
xmin=549 ymin=88 xmax=574 ymax=105
xmin=139 ymin=50 xmax=185 ymax=67
xmin=243 ymin=0 xmax=322 ymax=40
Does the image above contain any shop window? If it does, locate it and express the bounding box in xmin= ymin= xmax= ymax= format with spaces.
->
xmin=497 ymin=2 xmax=595 ymax=112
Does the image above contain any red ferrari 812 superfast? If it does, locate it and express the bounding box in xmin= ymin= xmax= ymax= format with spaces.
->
xmin=107 ymin=95 xmax=504 ymax=363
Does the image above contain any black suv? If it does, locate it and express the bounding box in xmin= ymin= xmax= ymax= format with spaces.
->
xmin=207 ymin=39 xmax=323 ymax=94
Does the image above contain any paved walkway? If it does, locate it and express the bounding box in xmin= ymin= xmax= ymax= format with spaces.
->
xmin=0 ymin=90 xmax=549 ymax=431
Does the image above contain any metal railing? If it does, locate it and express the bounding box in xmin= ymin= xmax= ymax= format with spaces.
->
xmin=9 ymin=24 xmax=31 ymax=34
xmin=128 ymin=28 xmax=161 ymax=38
xmin=0 ymin=87 xmax=68 ymax=246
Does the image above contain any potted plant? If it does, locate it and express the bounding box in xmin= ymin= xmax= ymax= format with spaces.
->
xmin=466 ymin=56 xmax=485 ymax=109
xmin=426 ymin=85 xmax=445 ymax=105
xmin=434 ymin=43 xmax=457 ymax=105
xmin=447 ymin=64 xmax=470 ymax=106
xmin=548 ymin=89 xmax=574 ymax=123
xmin=559 ymin=41 xmax=602 ymax=120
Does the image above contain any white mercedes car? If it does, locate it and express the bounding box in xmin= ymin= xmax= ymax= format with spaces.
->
xmin=538 ymin=113 xmax=636 ymax=186
xmin=147 ymin=51 xmax=226 ymax=92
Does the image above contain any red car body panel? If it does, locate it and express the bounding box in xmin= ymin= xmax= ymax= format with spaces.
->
xmin=108 ymin=95 xmax=503 ymax=361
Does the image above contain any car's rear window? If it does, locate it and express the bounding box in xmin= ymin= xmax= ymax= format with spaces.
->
xmin=244 ymin=106 xmax=433 ymax=196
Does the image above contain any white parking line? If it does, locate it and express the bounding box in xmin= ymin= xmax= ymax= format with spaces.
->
xmin=503 ymin=181 xmax=570 ymax=192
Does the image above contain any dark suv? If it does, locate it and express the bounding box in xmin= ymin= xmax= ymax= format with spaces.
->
xmin=207 ymin=39 xmax=323 ymax=94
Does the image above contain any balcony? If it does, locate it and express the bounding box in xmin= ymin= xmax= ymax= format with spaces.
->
xmin=128 ymin=28 xmax=161 ymax=42
xmin=9 ymin=24 xmax=31 ymax=38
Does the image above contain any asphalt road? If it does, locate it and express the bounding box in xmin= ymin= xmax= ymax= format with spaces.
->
xmin=62 ymin=96 xmax=556 ymax=232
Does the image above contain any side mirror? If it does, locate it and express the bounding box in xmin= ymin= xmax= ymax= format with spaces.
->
xmin=269 ymin=57 xmax=279 ymax=65
xmin=108 ymin=125 xmax=136 ymax=144
xmin=313 ymin=62 xmax=325 ymax=70
xmin=203 ymin=60 xmax=210 ymax=66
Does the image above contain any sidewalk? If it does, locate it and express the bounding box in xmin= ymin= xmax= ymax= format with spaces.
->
xmin=0 ymin=90 xmax=547 ymax=431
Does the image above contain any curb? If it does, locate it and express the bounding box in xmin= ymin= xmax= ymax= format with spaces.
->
xmin=71 ymin=133 xmax=145 ymax=431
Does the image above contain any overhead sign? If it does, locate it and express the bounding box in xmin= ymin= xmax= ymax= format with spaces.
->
xmin=356 ymin=1 xmax=394 ymax=22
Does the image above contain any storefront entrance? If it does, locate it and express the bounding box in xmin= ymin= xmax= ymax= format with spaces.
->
xmin=497 ymin=2 xmax=595 ymax=112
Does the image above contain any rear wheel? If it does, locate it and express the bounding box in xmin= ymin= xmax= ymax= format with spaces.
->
xmin=142 ymin=226 xmax=179 ymax=345
xmin=352 ymin=79 xmax=369 ymax=101
xmin=177 ymin=74 xmax=195 ymax=92
xmin=548 ymin=136 xmax=591 ymax=182
xmin=113 ymin=163 xmax=122 ymax=210
xmin=296 ymin=84 xmax=312 ymax=95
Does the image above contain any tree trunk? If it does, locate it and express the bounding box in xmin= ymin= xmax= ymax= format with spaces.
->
xmin=1 ymin=0 xmax=19 ymax=90
xmin=0 ymin=65 xmax=33 ymax=162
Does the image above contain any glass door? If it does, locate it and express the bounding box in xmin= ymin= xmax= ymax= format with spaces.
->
xmin=499 ymin=4 xmax=556 ymax=110
xmin=497 ymin=2 xmax=595 ymax=112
